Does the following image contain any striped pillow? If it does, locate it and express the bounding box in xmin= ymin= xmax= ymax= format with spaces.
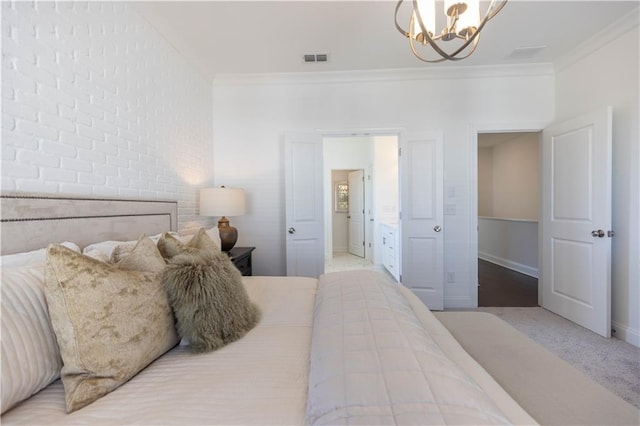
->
xmin=1 ymin=264 xmax=62 ymax=413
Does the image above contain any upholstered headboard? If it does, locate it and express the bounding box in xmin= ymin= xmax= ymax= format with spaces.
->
xmin=0 ymin=193 xmax=178 ymax=255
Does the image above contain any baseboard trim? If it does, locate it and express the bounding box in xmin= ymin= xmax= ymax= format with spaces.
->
xmin=444 ymin=296 xmax=476 ymax=310
xmin=479 ymin=251 xmax=538 ymax=278
xmin=612 ymin=321 xmax=640 ymax=347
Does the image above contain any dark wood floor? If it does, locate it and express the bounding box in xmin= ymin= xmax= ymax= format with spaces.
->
xmin=478 ymin=259 xmax=538 ymax=307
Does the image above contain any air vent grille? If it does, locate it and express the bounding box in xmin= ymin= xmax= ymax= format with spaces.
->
xmin=505 ymin=46 xmax=546 ymax=60
xmin=303 ymin=53 xmax=329 ymax=63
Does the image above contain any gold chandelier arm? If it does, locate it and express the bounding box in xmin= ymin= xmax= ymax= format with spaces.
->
xmin=394 ymin=0 xmax=411 ymax=38
xmin=412 ymin=33 xmax=480 ymax=62
xmin=486 ymin=0 xmax=508 ymax=21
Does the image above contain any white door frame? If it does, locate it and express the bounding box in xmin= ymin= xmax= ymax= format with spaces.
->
xmin=469 ymin=122 xmax=549 ymax=307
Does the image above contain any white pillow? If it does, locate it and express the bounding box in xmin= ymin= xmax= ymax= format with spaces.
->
xmin=82 ymin=249 xmax=112 ymax=263
xmin=82 ymin=232 xmax=176 ymax=263
xmin=0 ymin=242 xmax=80 ymax=268
xmin=204 ymin=227 xmax=222 ymax=249
xmin=1 ymin=263 xmax=62 ymax=413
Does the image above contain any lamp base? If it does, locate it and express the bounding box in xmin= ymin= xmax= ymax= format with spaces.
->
xmin=218 ymin=216 xmax=238 ymax=252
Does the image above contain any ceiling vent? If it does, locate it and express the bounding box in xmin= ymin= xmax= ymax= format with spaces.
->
xmin=303 ymin=54 xmax=328 ymax=63
xmin=505 ymin=46 xmax=547 ymax=60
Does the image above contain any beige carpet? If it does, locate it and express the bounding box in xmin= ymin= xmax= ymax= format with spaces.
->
xmin=478 ymin=307 xmax=640 ymax=409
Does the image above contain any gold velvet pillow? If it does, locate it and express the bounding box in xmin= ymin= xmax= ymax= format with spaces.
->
xmin=157 ymin=228 xmax=220 ymax=259
xmin=44 ymin=237 xmax=178 ymax=413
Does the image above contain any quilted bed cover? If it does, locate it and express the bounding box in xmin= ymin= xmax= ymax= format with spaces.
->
xmin=307 ymin=270 xmax=537 ymax=425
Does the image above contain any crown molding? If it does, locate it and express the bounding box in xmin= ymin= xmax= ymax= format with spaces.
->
xmin=554 ymin=6 xmax=639 ymax=72
xmin=213 ymin=63 xmax=554 ymax=87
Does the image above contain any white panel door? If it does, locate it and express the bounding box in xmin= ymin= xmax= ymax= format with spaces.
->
xmin=400 ymin=131 xmax=444 ymax=310
xmin=541 ymin=107 xmax=612 ymax=337
xmin=285 ymin=133 xmax=324 ymax=278
xmin=347 ymin=169 xmax=365 ymax=258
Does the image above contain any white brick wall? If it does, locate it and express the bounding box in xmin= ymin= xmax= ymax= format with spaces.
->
xmin=1 ymin=1 xmax=214 ymax=230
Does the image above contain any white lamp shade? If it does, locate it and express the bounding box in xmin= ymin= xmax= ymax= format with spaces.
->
xmin=200 ymin=187 xmax=246 ymax=217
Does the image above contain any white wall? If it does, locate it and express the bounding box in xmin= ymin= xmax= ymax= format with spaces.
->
xmin=212 ymin=66 xmax=554 ymax=307
xmin=478 ymin=218 xmax=538 ymax=277
xmin=1 ymin=2 xmax=214 ymax=230
xmin=478 ymin=134 xmax=539 ymax=219
xmin=374 ymin=135 xmax=399 ymax=266
xmin=374 ymin=135 xmax=399 ymax=223
xmin=555 ymin=20 xmax=640 ymax=346
xmin=477 ymin=147 xmax=494 ymax=217
xmin=492 ymin=134 xmax=539 ymax=220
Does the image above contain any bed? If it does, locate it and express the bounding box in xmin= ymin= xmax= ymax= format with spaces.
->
xmin=1 ymin=193 xmax=638 ymax=425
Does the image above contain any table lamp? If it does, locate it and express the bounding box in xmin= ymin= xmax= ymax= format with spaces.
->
xmin=199 ymin=186 xmax=246 ymax=251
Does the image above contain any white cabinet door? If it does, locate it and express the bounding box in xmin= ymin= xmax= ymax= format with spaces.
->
xmin=400 ymin=131 xmax=444 ymax=310
xmin=347 ymin=169 xmax=365 ymax=258
xmin=541 ymin=107 xmax=612 ymax=337
xmin=284 ymin=132 xmax=324 ymax=278
xmin=381 ymin=223 xmax=400 ymax=282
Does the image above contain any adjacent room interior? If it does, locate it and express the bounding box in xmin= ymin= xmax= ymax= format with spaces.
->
xmin=323 ymin=135 xmax=399 ymax=279
xmin=477 ymin=132 xmax=540 ymax=307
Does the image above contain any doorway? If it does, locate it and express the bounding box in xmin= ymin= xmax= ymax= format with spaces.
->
xmin=322 ymin=135 xmax=399 ymax=276
xmin=477 ymin=132 xmax=540 ymax=307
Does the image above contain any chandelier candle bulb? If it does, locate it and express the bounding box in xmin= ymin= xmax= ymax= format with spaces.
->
xmin=455 ymin=0 xmax=480 ymax=37
xmin=414 ymin=0 xmax=435 ymax=39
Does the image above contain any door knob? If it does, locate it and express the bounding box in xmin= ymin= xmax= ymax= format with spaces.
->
xmin=434 ymin=225 xmax=442 ymax=232
xmin=288 ymin=227 xmax=296 ymax=234
xmin=591 ymin=229 xmax=605 ymax=238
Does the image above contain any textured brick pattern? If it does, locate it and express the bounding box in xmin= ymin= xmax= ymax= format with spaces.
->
xmin=1 ymin=1 xmax=214 ymax=229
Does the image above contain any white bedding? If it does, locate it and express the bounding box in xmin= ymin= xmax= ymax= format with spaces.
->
xmin=3 ymin=271 xmax=536 ymax=425
xmin=306 ymin=271 xmax=523 ymax=425
xmin=1 ymin=276 xmax=318 ymax=425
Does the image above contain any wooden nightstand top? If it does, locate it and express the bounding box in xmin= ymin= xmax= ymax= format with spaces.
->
xmin=227 ymin=247 xmax=255 ymax=276
xmin=227 ymin=247 xmax=255 ymax=261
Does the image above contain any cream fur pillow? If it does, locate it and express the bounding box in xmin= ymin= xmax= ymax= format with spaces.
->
xmin=44 ymin=237 xmax=178 ymax=412
xmin=161 ymin=249 xmax=261 ymax=353
xmin=157 ymin=227 xmax=220 ymax=259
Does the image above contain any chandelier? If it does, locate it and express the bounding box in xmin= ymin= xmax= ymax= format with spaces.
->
xmin=394 ymin=0 xmax=508 ymax=63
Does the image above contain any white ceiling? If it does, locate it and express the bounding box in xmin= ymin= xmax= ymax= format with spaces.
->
xmin=134 ymin=1 xmax=639 ymax=80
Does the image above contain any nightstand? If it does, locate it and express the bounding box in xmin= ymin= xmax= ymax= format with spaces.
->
xmin=227 ymin=247 xmax=255 ymax=276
